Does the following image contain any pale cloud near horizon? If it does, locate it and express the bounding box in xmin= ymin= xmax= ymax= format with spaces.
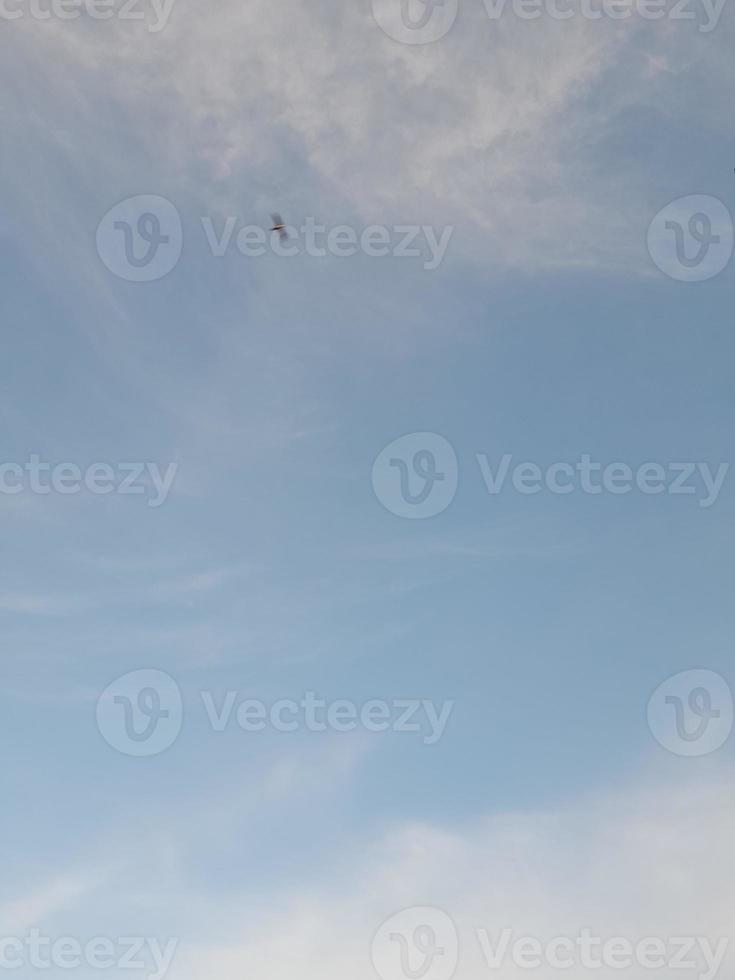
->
xmin=161 ymin=767 xmax=735 ymax=980
xmin=10 ymin=764 xmax=730 ymax=980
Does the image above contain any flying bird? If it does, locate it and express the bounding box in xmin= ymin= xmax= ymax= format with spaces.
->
xmin=270 ymin=213 xmax=288 ymax=241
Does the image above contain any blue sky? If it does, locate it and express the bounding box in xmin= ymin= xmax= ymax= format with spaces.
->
xmin=1 ymin=1 xmax=734 ymax=979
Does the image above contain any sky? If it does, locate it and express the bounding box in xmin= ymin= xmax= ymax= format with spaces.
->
xmin=1 ymin=0 xmax=734 ymax=979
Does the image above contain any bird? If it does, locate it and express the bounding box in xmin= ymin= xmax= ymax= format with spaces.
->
xmin=270 ymin=213 xmax=288 ymax=241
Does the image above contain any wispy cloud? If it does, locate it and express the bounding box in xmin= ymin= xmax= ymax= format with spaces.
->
xmin=0 ymin=591 xmax=87 ymax=616
xmin=0 ymin=873 xmax=100 ymax=934
xmin=4 ymin=0 xmax=728 ymax=282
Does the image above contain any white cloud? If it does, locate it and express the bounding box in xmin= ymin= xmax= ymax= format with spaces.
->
xmin=3 ymin=0 xmax=729 ymax=278
xmin=2 ymin=755 xmax=732 ymax=980
xmin=172 ymin=768 xmax=735 ymax=980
